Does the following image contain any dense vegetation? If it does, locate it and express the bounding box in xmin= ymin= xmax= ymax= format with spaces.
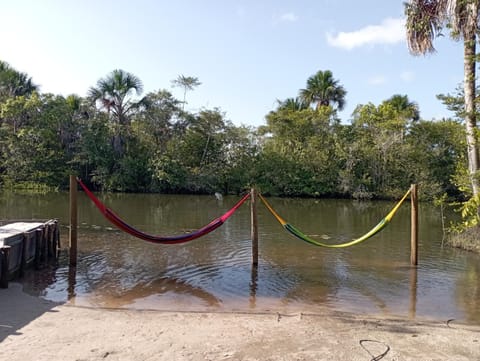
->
xmin=0 ymin=61 xmax=468 ymax=202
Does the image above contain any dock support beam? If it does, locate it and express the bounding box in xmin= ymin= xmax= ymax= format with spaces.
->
xmin=0 ymin=246 xmax=11 ymax=288
xmin=410 ymin=184 xmax=418 ymax=266
xmin=251 ymin=188 xmax=258 ymax=267
xmin=69 ymin=175 xmax=78 ymax=267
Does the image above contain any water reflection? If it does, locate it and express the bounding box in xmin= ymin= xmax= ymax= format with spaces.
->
xmin=67 ymin=265 xmax=76 ymax=300
xmin=85 ymin=276 xmax=222 ymax=309
xmin=2 ymin=191 xmax=480 ymax=324
xmin=249 ymin=264 xmax=258 ymax=308
xmin=409 ymin=267 xmax=417 ymax=319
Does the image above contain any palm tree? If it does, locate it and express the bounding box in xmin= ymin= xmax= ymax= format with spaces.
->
xmin=275 ymin=97 xmax=308 ymax=111
xmin=385 ymin=94 xmax=420 ymax=122
xmin=88 ymin=69 xmax=145 ymax=125
xmin=299 ymin=70 xmax=347 ymax=111
xmin=405 ymin=0 xmax=480 ymax=200
xmin=0 ymin=60 xmax=38 ymax=98
xmin=88 ymin=69 xmax=145 ymax=155
xmin=171 ymin=75 xmax=201 ymax=110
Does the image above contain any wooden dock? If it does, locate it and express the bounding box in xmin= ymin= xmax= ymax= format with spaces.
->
xmin=0 ymin=220 xmax=60 ymax=288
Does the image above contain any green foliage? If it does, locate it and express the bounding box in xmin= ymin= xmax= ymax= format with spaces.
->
xmin=0 ymin=93 xmax=71 ymax=188
xmin=0 ymin=60 xmax=38 ymax=100
xmin=0 ymin=62 xmax=470 ymax=213
xmin=299 ymin=70 xmax=347 ymax=111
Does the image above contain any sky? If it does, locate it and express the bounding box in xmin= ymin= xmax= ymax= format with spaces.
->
xmin=0 ymin=0 xmax=464 ymax=127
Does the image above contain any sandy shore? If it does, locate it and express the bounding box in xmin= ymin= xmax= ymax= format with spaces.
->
xmin=1 ymin=283 xmax=479 ymax=361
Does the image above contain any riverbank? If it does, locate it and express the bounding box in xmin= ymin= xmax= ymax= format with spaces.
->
xmin=448 ymin=226 xmax=480 ymax=253
xmin=1 ymin=283 xmax=479 ymax=361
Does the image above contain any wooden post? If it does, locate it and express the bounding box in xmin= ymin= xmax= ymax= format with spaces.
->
xmin=53 ymin=221 xmax=59 ymax=260
xmin=20 ymin=233 xmax=27 ymax=277
xmin=0 ymin=246 xmax=11 ymax=288
xmin=69 ymin=175 xmax=78 ymax=266
xmin=410 ymin=184 xmax=418 ymax=266
xmin=46 ymin=223 xmax=52 ymax=259
xmin=34 ymin=229 xmax=42 ymax=270
xmin=250 ymin=188 xmax=258 ymax=266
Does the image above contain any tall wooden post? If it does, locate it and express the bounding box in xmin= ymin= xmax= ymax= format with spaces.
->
xmin=250 ymin=188 xmax=258 ymax=266
xmin=410 ymin=184 xmax=418 ymax=266
xmin=69 ymin=175 xmax=78 ymax=266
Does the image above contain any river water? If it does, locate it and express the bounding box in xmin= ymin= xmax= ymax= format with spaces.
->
xmin=1 ymin=191 xmax=479 ymax=323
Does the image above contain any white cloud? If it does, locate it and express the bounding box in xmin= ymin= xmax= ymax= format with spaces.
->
xmin=273 ymin=12 xmax=299 ymax=24
xmin=368 ymin=75 xmax=387 ymax=85
xmin=326 ymin=17 xmax=405 ymax=50
xmin=280 ymin=12 xmax=298 ymax=22
xmin=400 ymin=70 xmax=414 ymax=82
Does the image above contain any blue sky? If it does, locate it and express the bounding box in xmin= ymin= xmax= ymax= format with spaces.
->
xmin=0 ymin=0 xmax=463 ymax=127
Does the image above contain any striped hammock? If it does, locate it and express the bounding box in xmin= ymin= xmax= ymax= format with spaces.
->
xmin=259 ymin=189 xmax=411 ymax=248
xmin=77 ymin=178 xmax=250 ymax=244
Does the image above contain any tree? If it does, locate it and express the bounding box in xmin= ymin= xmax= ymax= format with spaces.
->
xmin=88 ymin=69 xmax=145 ymax=125
xmin=133 ymin=89 xmax=183 ymax=151
xmin=0 ymin=93 xmax=71 ymax=188
xmin=405 ymin=0 xmax=480 ymax=205
xmin=260 ymin=106 xmax=341 ymax=196
xmin=0 ymin=60 xmax=38 ymax=99
xmin=299 ymin=70 xmax=347 ymax=111
xmin=88 ymin=69 xmax=146 ymax=155
xmin=171 ymin=75 xmax=201 ymax=110
xmin=384 ymin=94 xmax=420 ymax=122
xmin=350 ymin=101 xmax=412 ymax=196
xmin=275 ymin=97 xmax=308 ymax=112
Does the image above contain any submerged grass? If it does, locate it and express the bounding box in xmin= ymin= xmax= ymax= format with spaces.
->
xmin=447 ymin=226 xmax=480 ymax=253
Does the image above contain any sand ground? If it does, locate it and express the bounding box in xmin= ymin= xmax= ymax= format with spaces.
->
xmin=1 ymin=283 xmax=479 ymax=361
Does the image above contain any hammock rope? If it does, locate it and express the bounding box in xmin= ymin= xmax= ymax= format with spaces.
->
xmin=76 ymin=178 xmax=250 ymax=244
xmin=259 ymin=189 xmax=411 ymax=248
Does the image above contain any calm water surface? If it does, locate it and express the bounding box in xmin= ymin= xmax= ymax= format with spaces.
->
xmin=1 ymin=191 xmax=479 ymax=324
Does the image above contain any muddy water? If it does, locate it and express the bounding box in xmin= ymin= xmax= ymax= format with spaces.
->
xmin=1 ymin=191 xmax=479 ymax=323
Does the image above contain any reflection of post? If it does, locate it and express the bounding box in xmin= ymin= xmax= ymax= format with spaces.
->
xmin=69 ymin=175 xmax=78 ymax=267
xmin=250 ymin=188 xmax=259 ymax=308
xmin=410 ymin=184 xmax=418 ymax=266
xmin=249 ymin=262 xmax=258 ymax=309
xmin=251 ymin=188 xmax=258 ymax=266
xmin=409 ymin=266 xmax=417 ymax=319
xmin=67 ymin=264 xmax=77 ymax=301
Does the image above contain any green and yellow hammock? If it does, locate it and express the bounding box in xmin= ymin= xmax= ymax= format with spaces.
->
xmin=259 ymin=189 xmax=411 ymax=248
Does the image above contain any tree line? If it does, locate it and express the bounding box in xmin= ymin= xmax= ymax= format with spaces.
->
xmin=0 ymin=60 xmax=468 ymax=202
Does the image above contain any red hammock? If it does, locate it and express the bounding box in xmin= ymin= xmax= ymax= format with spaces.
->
xmin=76 ymin=178 xmax=250 ymax=244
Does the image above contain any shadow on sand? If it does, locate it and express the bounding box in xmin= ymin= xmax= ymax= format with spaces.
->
xmin=0 ymin=257 xmax=64 ymax=343
xmin=0 ymin=282 xmax=62 ymax=343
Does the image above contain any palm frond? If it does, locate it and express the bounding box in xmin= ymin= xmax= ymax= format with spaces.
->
xmin=405 ymin=0 xmax=448 ymax=55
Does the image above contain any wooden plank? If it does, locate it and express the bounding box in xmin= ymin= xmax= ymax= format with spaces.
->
xmin=0 ymin=222 xmax=45 ymax=246
xmin=34 ymin=229 xmax=42 ymax=270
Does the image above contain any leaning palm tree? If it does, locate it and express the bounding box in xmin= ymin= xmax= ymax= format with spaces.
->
xmin=171 ymin=74 xmax=201 ymax=110
xmin=88 ymin=69 xmax=145 ymax=125
xmin=405 ymin=0 xmax=480 ymax=200
xmin=299 ymin=70 xmax=347 ymax=111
